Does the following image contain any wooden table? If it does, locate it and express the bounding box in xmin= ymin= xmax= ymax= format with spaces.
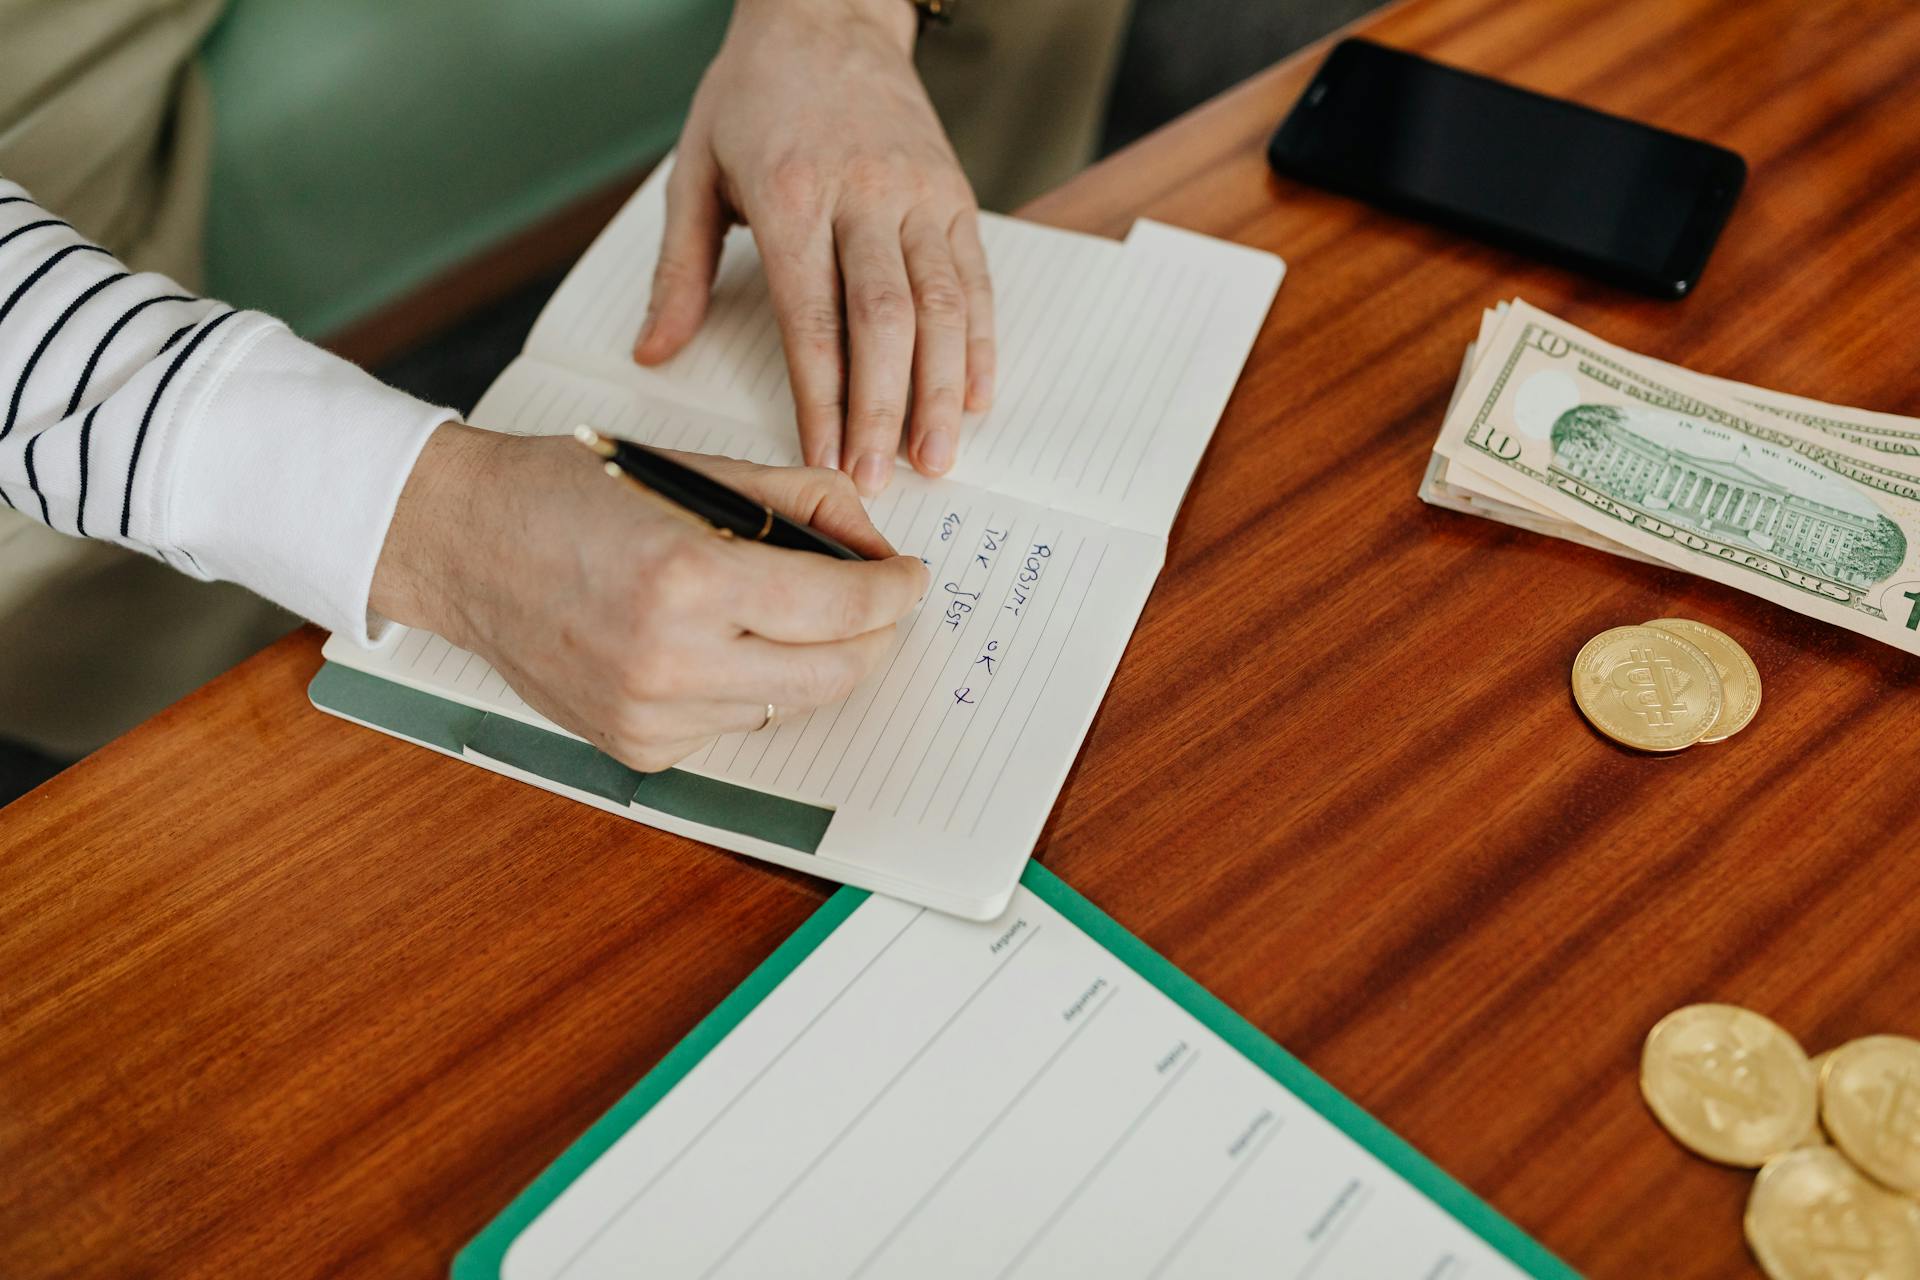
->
xmin=7 ymin=0 xmax=1920 ymax=1275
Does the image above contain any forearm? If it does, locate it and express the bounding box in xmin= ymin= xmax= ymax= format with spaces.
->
xmin=0 ymin=180 xmax=452 ymax=642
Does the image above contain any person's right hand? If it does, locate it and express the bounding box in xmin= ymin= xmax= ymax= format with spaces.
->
xmin=370 ymin=423 xmax=928 ymax=772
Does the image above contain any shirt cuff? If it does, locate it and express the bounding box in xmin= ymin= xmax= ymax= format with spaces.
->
xmin=157 ymin=318 xmax=454 ymax=644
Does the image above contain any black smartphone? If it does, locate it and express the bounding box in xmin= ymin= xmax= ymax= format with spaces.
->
xmin=1267 ymin=39 xmax=1745 ymax=298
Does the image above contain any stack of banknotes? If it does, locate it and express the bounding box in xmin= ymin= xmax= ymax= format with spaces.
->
xmin=1420 ymin=300 xmax=1920 ymax=655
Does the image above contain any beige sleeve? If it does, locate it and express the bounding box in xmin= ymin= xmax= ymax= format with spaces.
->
xmin=0 ymin=0 xmax=226 ymax=286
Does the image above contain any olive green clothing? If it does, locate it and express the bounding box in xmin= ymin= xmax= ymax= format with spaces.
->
xmin=920 ymin=0 xmax=1133 ymax=217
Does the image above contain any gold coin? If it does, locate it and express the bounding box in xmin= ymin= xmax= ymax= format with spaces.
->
xmin=1644 ymin=618 xmax=1762 ymax=742
xmin=1745 ymin=1146 xmax=1920 ymax=1280
xmin=1820 ymin=1035 xmax=1920 ymax=1196
xmin=1572 ymin=626 xmax=1724 ymax=752
xmin=1642 ymin=1004 xmax=1817 ymax=1166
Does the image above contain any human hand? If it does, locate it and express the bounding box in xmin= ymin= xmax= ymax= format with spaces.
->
xmin=633 ymin=0 xmax=995 ymax=496
xmin=370 ymin=424 xmax=929 ymax=771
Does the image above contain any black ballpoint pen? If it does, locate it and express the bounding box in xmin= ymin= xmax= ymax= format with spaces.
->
xmin=571 ymin=425 xmax=867 ymax=561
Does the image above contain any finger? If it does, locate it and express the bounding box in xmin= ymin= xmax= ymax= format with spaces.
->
xmin=900 ymin=206 xmax=967 ymax=477
xmin=655 ymin=452 xmax=898 ymax=559
xmin=635 ymin=155 xmax=729 ymax=365
xmin=705 ymin=626 xmax=901 ymax=708
xmin=836 ymin=211 xmax=916 ymax=496
xmin=726 ymin=541 xmax=928 ymax=643
xmin=610 ymin=736 xmax=719 ymax=775
xmin=748 ymin=466 xmax=901 ymax=560
xmin=780 ymin=474 xmax=897 ymax=560
xmin=756 ymin=210 xmax=846 ymax=470
xmin=948 ymin=207 xmax=996 ymax=412
xmin=625 ymin=700 xmax=788 ymax=745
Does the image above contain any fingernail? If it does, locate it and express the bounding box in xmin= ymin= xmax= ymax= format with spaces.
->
xmin=854 ymin=452 xmax=891 ymax=495
xmin=817 ymin=439 xmax=840 ymax=471
xmin=968 ymin=371 xmax=994 ymax=408
xmin=919 ymin=430 xmax=954 ymax=474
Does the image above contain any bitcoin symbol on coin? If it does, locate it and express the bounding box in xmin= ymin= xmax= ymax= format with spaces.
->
xmin=1642 ymin=1005 xmax=1817 ymax=1166
xmin=1820 ymin=1036 xmax=1920 ymax=1195
xmin=1670 ymin=1043 xmax=1785 ymax=1125
xmin=1609 ymin=645 xmax=1694 ymax=729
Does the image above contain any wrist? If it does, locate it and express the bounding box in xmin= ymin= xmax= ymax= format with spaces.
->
xmin=734 ymin=0 xmax=916 ymax=54
xmin=369 ymin=421 xmax=499 ymax=641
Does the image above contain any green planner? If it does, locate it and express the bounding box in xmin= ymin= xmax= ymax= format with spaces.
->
xmin=454 ymin=862 xmax=1577 ymax=1279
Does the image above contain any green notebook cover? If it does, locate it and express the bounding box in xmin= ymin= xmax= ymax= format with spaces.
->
xmin=452 ymin=861 xmax=1577 ymax=1279
xmin=309 ymin=661 xmax=833 ymax=854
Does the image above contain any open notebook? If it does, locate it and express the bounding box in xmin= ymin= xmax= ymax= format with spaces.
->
xmin=312 ymin=162 xmax=1283 ymax=919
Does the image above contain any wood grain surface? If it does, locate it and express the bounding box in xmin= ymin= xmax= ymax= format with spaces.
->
xmin=7 ymin=0 xmax=1920 ymax=1275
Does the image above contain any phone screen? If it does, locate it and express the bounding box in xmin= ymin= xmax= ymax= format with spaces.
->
xmin=1268 ymin=40 xmax=1744 ymax=296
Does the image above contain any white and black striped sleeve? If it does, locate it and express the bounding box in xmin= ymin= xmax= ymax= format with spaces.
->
xmin=0 ymin=180 xmax=453 ymax=644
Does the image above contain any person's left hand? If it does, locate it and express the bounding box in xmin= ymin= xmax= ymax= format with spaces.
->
xmin=633 ymin=0 xmax=995 ymax=497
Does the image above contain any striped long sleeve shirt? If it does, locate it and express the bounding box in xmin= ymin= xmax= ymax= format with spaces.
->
xmin=0 ymin=181 xmax=451 ymax=643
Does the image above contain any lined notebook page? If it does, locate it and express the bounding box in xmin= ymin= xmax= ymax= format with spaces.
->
xmin=524 ymin=165 xmax=1283 ymax=536
xmin=525 ymin=171 xmax=1125 ymax=436
xmin=473 ymin=359 xmax=795 ymax=465
xmin=350 ymin=362 xmax=1163 ymax=838
xmin=680 ymin=477 xmax=1157 ymax=836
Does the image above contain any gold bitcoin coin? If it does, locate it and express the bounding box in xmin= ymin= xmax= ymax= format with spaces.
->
xmin=1572 ymin=626 xmax=1724 ymax=752
xmin=1642 ymin=1004 xmax=1818 ymax=1166
xmin=1820 ymin=1035 xmax=1920 ymax=1196
xmin=1644 ymin=618 xmax=1762 ymax=742
xmin=1745 ymin=1146 xmax=1920 ymax=1280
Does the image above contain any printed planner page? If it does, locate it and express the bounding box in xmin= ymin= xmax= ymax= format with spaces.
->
xmin=491 ymin=882 xmax=1540 ymax=1280
xmin=521 ymin=161 xmax=1283 ymax=535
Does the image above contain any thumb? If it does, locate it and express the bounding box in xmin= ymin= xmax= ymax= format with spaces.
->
xmin=634 ymin=158 xmax=728 ymax=365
